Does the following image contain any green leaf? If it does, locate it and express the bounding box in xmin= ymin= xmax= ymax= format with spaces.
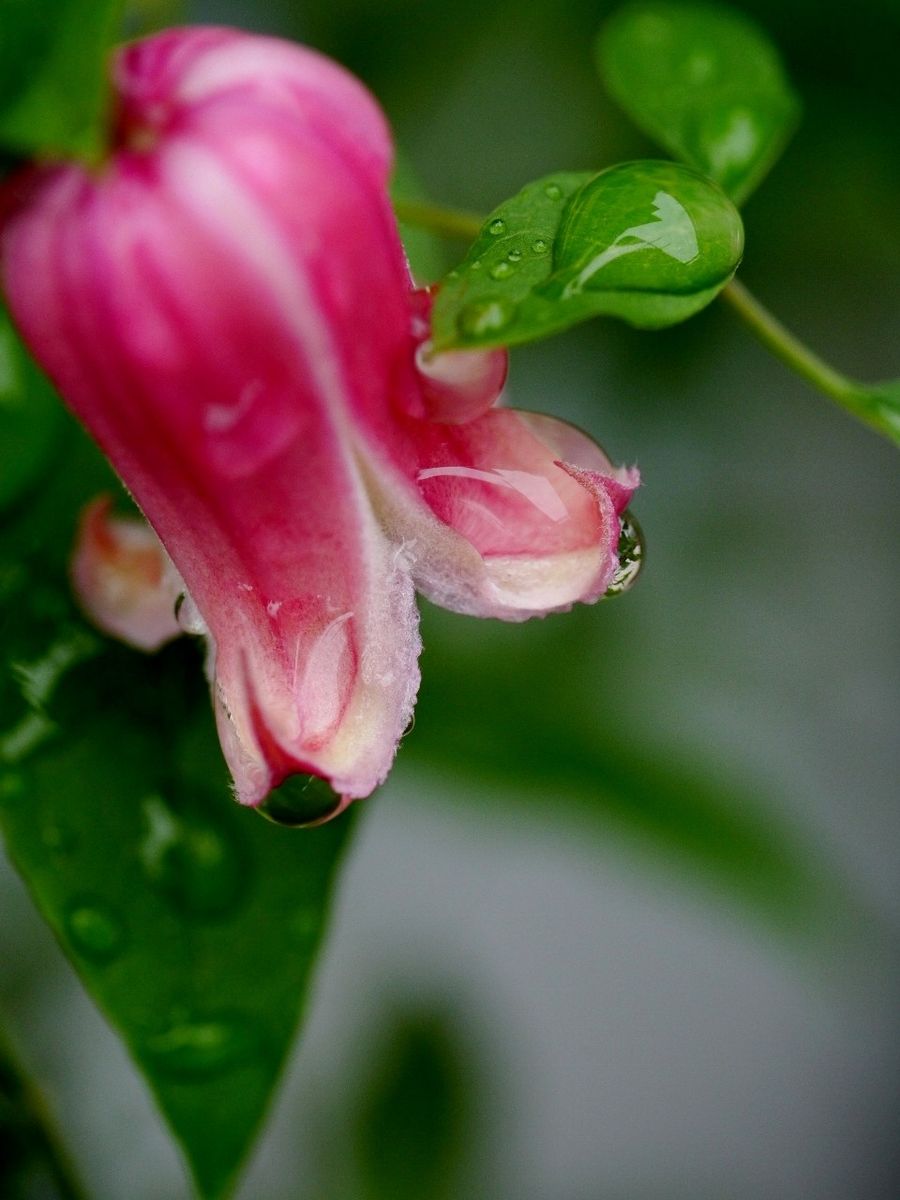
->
xmin=598 ymin=1 xmax=801 ymax=203
xmin=0 ymin=0 xmax=124 ymax=161
xmin=0 ymin=419 xmax=356 ymax=1199
xmin=0 ymin=306 xmax=65 ymax=514
xmin=432 ymin=161 xmax=743 ymax=350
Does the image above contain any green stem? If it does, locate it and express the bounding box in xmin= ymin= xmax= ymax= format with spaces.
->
xmin=0 ymin=1027 xmax=88 ymax=1200
xmin=394 ymin=198 xmax=899 ymax=443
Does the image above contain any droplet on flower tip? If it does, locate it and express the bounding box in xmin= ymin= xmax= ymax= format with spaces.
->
xmin=142 ymin=1015 xmax=259 ymax=1080
xmin=140 ymin=794 xmax=244 ymax=920
xmin=257 ymin=774 xmax=342 ymax=828
xmin=65 ymin=899 xmax=126 ymax=963
xmin=605 ymin=510 xmax=644 ymax=597
xmin=487 ymin=218 xmax=507 ymax=236
xmin=458 ymin=297 xmax=517 ymax=338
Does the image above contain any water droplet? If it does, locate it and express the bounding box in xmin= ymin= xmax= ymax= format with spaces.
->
xmin=458 ymin=297 xmax=517 ymax=338
xmin=0 ymin=772 xmax=26 ymax=806
xmin=507 ymin=248 xmax=523 ymax=262
xmin=543 ymin=183 xmax=563 ymax=200
xmin=65 ymin=900 xmax=125 ymax=963
xmin=489 ymin=261 xmax=514 ymax=280
xmin=469 ymin=258 xmax=483 ymax=271
xmin=487 ymin=218 xmax=506 ymax=236
xmin=142 ymin=1015 xmax=258 ymax=1080
xmin=605 ymin=511 xmax=644 ymax=597
xmin=531 ymin=237 xmax=549 ymax=255
xmin=258 ymin=775 xmax=342 ymax=828
xmin=140 ymin=795 xmax=244 ymax=919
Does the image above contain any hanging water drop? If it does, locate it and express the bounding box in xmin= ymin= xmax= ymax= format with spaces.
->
xmin=142 ymin=1015 xmax=258 ymax=1079
xmin=257 ymin=774 xmax=342 ymax=828
xmin=487 ymin=218 xmax=506 ymax=236
xmin=65 ymin=899 xmax=125 ymax=963
xmin=605 ymin=511 xmax=644 ymax=597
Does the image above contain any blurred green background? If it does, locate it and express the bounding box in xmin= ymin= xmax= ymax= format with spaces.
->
xmin=1 ymin=0 xmax=898 ymax=1197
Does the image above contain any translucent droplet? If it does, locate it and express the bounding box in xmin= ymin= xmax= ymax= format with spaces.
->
xmin=258 ymin=774 xmax=342 ymax=828
xmin=0 ymin=772 xmax=26 ymax=806
xmin=531 ymin=237 xmax=549 ymax=254
xmin=140 ymin=795 xmax=244 ymax=919
xmin=65 ymin=900 xmax=125 ymax=963
xmin=142 ymin=1016 xmax=258 ymax=1080
xmin=458 ymin=297 xmax=517 ymax=338
xmin=605 ymin=511 xmax=644 ymax=597
xmin=490 ymin=261 xmax=514 ymax=280
xmin=544 ymin=183 xmax=563 ymax=200
xmin=469 ymin=258 xmax=483 ymax=271
xmin=487 ymin=218 xmax=506 ymax=236
xmin=507 ymin=248 xmax=523 ymax=262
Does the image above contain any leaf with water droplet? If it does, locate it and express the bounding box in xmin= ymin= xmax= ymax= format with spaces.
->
xmin=433 ymin=162 xmax=743 ymax=350
xmin=0 ymin=418 xmax=357 ymax=1200
xmin=597 ymin=2 xmax=801 ymax=203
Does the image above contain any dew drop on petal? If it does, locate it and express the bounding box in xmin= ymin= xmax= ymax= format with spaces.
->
xmin=142 ymin=1015 xmax=259 ymax=1080
xmin=257 ymin=774 xmax=342 ymax=828
xmin=605 ymin=510 xmax=644 ymax=597
xmin=65 ymin=899 xmax=126 ymax=963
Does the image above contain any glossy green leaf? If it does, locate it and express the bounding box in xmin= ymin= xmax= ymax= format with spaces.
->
xmin=598 ymin=1 xmax=801 ymax=203
xmin=432 ymin=161 xmax=743 ymax=350
xmin=0 ymin=307 xmax=65 ymax=514
xmin=0 ymin=0 xmax=124 ymax=160
xmin=0 ymin=419 xmax=356 ymax=1200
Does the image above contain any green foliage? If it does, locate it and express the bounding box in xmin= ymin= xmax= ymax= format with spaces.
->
xmin=598 ymin=1 xmax=800 ymax=203
xmin=0 ymin=307 xmax=64 ymax=514
xmin=0 ymin=0 xmax=124 ymax=161
xmin=432 ymin=162 xmax=743 ymax=350
xmin=0 ymin=408 xmax=356 ymax=1199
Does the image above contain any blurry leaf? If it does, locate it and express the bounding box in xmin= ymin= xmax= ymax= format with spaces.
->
xmin=354 ymin=1012 xmax=471 ymax=1200
xmin=598 ymin=1 xmax=801 ymax=203
xmin=0 ymin=0 xmax=124 ymax=160
xmin=431 ymin=162 xmax=743 ymax=350
xmin=406 ymin=607 xmax=827 ymax=927
xmin=391 ymin=153 xmax=448 ymax=284
xmin=862 ymin=378 xmax=900 ymax=446
xmin=0 ymin=306 xmax=65 ymax=514
xmin=0 ymin=419 xmax=356 ymax=1200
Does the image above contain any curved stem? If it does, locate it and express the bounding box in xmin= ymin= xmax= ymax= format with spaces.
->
xmin=394 ymin=197 xmax=899 ymax=444
xmin=0 ymin=1027 xmax=88 ymax=1200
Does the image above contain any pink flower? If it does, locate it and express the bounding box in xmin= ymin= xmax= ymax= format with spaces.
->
xmin=0 ymin=27 xmax=639 ymax=818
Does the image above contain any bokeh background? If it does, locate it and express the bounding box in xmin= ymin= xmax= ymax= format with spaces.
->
xmin=1 ymin=0 xmax=898 ymax=1197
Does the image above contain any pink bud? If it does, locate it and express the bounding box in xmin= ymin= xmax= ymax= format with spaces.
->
xmin=0 ymin=27 xmax=639 ymax=812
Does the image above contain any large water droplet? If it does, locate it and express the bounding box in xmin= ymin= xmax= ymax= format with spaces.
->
xmin=140 ymin=795 xmax=244 ymax=919
xmin=490 ymin=261 xmax=514 ymax=280
xmin=487 ymin=218 xmax=506 ymax=236
xmin=258 ymin=774 xmax=342 ymax=828
xmin=605 ymin=511 xmax=644 ymax=597
xmin=142 ymin=1015 xmax=258 ymax=1080
xmin=458 ymin=297 xmax=517 ymax=338
xmin=543 ymin=183 xmax=563 ymax=201
xmin=65 ymin=900 xmax=125 ymax=963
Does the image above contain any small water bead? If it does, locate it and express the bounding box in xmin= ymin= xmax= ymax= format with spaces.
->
xmin=142 ymin=1015 xmax=258 ymax=1080
xmin=543 ymin=183 xmax=563 ymax=201
xmin=489 ymin=261 xmax=514 ymax=280
xmin=487 ymin=218 xmax=506 ymax=236
xmin=506 ymin=248 xmax=523 ymax=263
xmin=65 ymin=899 xmax=125 ymax=963
xmin=140 ymin=794 xmax=244 ymax=919
xmin=605 ymin=511 xmax=644 ymax=597
xmin=258 ymin=774 xmax=342 ymax=828
xmin=458 ymin=297 xmax=516 ymax=338
xmin=531 ymin=237 xmax=549 ymax=255
xmin=469 ymin=258 xmax=483 ymax=271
